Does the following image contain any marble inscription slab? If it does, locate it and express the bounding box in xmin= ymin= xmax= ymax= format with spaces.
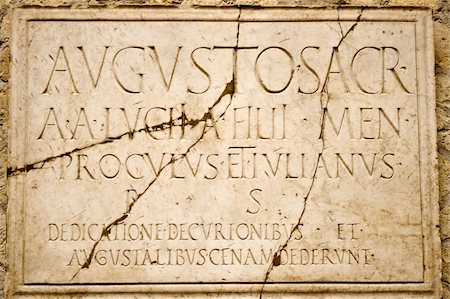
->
xmin=8 ymin=7 xmax=440 ymax=298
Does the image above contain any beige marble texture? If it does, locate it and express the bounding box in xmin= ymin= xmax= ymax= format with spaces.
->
xmin=0 ymin=2 xmax=448 ymax=299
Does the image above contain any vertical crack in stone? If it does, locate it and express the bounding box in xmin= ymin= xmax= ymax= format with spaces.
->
xmin=335 ymin=8 xmax=363 ymax=50
xmin=70 ymin=8 xmax=242 ymax=280
xmin=258 ymin=9 xmax=361 ymax=298
xmin=337 ymin=7 xmax=345 ymax=40
xmin=258 ymin=92 xmax=329 ymax=298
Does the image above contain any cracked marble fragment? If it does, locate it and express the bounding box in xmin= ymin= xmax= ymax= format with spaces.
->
xmin=6 ymin=7 xmax=440 ymax=299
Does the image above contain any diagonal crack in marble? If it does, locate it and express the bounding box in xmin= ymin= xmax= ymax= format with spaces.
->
xmin=70 ymin=9 xmax=242 ymax=280
xmin=258 ymin=9 xmax=362 ymax=298
xmin=7 ymin=98 xmax=220 ymax=178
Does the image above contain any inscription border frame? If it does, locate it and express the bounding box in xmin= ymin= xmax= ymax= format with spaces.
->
xmin=7 ymin=6 xmax=440 ymax=297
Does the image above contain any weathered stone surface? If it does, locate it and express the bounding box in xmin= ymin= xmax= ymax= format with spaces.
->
xmin=5 ymin=7 xmax=440 ymax=298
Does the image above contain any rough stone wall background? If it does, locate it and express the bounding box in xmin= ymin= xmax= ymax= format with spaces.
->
xmin=0 ymin=0 xmax=447 ymax=298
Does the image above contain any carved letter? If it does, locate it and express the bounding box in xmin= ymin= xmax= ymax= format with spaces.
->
xmin=322 ymin=47 xmax=350 ymax=93
xmin=382 ymin=47 xmax=412 ymax=94
xmin=188 ymin=47 xmax=212 ymax=94
xmin=351 ymin=47 xmax=382 ymax=94
xmin=70 ymin=108 xmax=96 ymax=140
xmin=299 ymin=46 xmax=321 ymax=94
xmin=43 ymin=47 xmax=79 ymax=94
xmin=78 ymin=46 xmax=109 ymax=89
xmin=255 ymin=47 xmax=294 ymax=94
xmin=112 ymin=46 xmax=145 ymax=94
xmin=121 ymin=107 xmax=142 ymax=139
xmin=149 ymin=46 xmax=182 ymax=91
xmin=37 ymin=108 xmax=65 ymax=140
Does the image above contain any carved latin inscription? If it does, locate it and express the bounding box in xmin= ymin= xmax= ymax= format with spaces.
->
xmin=8 ymin=9 xmax=438 ymax=297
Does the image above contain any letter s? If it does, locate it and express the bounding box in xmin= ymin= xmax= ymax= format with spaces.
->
xmin=247 ymin=188 xmax=262 ymax=215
